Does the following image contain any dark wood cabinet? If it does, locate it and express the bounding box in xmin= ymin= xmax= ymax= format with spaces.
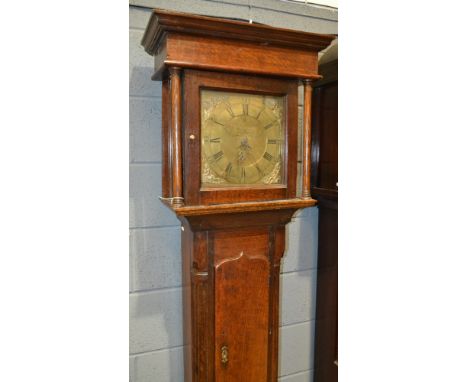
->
xmin=312 ymin=59 xmax=338 ymax=382
xmin=312 ymin=60 xmax=338 ymax=196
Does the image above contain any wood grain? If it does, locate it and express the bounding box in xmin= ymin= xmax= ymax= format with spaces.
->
xmin=214 ymin=230 xmax=270 ymax=381
xmin=161 ymin=79 xmax=172 ymax=198
xmin=179 ymin=211 xmax=293 ymax=382
xmin=164 ymin=32 xmax=319 ymax=79
xmin=169 ymin=67 xmax=184 ymax=206
xmin=302 ymin=79 xmax=313 ymax=198
xmin=267 ymin=225 xmax=284 ymax=381
xmin=141 ymin=9 xmax=333 ymax=80
xmin=166 ymin=198 xmax=316 ymax=217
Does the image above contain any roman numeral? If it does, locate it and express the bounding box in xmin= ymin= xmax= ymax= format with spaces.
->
xmin=210 ymin=137 xmax=221 ymax=143
xmin=243 ymin=103 xmax=248 ymax=116
xmin=210 ymin=118 xmax=224 ymax=127
xmin=225 ymin=162 xmax=233 ymax=176
xmin=256 ymin=107 xmax=265 ymax=119
xmin=263 ymin=152 xmax=273 ymax=161
xmin=241 ymin=167 xmax=246 ymax=183
xmin=263 ymin=121 xmax=276 ymax=130
xmin=211 ymin=151 xmax=223 ymax=162
xmin=267 ymin=139 xmax=278 ymax=144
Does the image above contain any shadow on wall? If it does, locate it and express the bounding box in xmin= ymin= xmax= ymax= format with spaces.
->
xmin=278 ymin=206 xmax=319 ymax=377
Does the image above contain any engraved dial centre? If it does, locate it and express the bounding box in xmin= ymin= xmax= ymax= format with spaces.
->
xmin=201 ymin=90 xmax=285 ymax=186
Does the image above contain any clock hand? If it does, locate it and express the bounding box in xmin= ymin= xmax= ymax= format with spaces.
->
xmin=237 ymin=137 xmax=252 ymax=162
xmin=209 ymin=118 xmax=238 ymax=137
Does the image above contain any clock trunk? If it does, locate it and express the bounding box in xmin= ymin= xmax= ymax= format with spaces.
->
xmin=180 ymin=210 xmax=293 ymax=382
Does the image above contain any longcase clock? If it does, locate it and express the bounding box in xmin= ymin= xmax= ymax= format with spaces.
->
xmin=141 ymin=9 xmax=334 ymax=381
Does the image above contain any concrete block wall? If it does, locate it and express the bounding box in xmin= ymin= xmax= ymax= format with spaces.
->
xmin=129 ymin=2 xmax=337 ymax=381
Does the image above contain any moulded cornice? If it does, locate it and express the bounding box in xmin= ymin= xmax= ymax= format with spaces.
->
xmin=141 ymin=8 xmax=336 ymax=55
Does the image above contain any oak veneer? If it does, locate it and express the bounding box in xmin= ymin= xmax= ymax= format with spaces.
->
xmin=141 ymin=8 xmax=334 ymax=80
xmin=179 ymin=209 xmax=295 ymax=382
xmin=169 ymin=67 xmax=184 ymax=206
xmin=302 ymin=79 xmax=313 ymax=199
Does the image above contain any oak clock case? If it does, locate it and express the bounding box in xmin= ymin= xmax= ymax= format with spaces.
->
xmin=141 ymin=9 xmax=334 ymax=382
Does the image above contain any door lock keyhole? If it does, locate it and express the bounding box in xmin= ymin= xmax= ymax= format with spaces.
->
xmin=221 ymin=345 xmax=229 ymax=366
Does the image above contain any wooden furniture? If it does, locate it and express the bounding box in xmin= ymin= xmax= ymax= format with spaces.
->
xmin=141 ymin=9 xmax=334 ymax=381
xmin=312 ymin=59 xmax=338 ymax=382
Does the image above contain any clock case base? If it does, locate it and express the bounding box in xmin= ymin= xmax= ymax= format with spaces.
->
xmin=178 ymin=204 xmax=314 ymax=382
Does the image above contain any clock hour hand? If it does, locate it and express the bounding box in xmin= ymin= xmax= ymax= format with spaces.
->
xmin=237 ymin=137 xmax=252 ymax=163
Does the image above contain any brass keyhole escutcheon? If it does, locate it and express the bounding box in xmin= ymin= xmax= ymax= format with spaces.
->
xmin=221 ymin=345 xmax=229 ymax=366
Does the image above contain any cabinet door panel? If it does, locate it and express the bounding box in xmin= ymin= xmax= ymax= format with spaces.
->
xmin=213 ymin=230 xmax=270 ymax=382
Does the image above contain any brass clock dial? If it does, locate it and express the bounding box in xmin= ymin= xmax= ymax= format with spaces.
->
xmin=201 ymin=90 xmax=285 ymax=186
